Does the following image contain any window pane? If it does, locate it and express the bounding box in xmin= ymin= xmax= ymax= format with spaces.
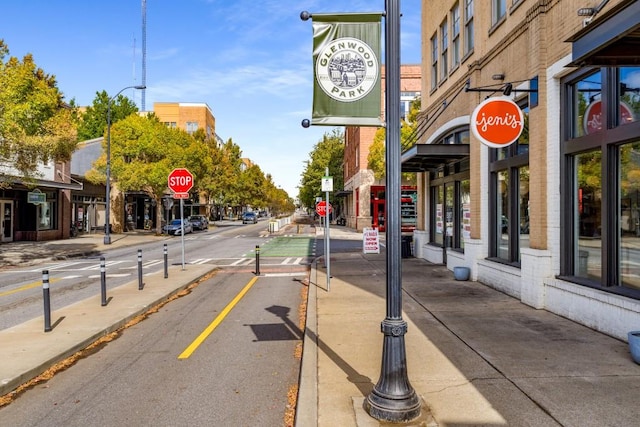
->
xmin=619 ymin=67 xmax=640 ymax=128
xmin=620 ymin=141 xmax=640 ymax=290
xmin=573 ymin=71 xmax=602 ymax=138
xmin=461 ymin=179 xmax=471 ymax=249
xmin=445 ymin=184 xmax=454 ymax=248
xmin=434 ymin=186 xmax=444 ymax=245
xmin=576 ymin=151 xmax=602 ymax=280
xmin=519 ymin=166 xmax=530 ymax=250
xmin=517 ymin=105 xmax=529 ymax=155
xmin=497 ymin=170 xmax=509 ymax=259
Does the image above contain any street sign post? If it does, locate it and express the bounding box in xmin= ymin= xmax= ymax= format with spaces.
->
xmin=168 ymin=168 xmax=193 ymax=270
xmin=315 ymin=200 xmax=333 ymax=217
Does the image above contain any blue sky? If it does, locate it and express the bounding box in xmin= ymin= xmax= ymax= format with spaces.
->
xmin=1 ymin=0 xmax=421 ymax=198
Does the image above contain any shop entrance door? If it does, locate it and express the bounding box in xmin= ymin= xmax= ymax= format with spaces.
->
xmin=372 ymin=199 xmax=385 ymax=231
xmin=1 ymin=201 xmax=13 ymax=242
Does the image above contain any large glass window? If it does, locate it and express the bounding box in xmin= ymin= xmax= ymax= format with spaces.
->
xmin=619 ymin=141 xmax=640 ymax=290
xmin=489 ymin=102 xmax=529 ymax=265
xmin=562 ymin=66 xmax=640 ymax=297
xmin=492 ymin=0 xmax=506 ymax=25
xmin=429 ymin=129 xmax=471 ymax=252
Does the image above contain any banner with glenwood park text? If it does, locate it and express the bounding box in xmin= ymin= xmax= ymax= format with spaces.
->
xmin=311 ymin=13 xmax=382 ymax=126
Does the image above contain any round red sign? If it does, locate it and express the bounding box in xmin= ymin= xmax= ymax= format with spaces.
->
xmin=583 ymin=100 xmax=634 ymax=134
xmin=315 ymin=201 xmax=332 ymax=216
xmin=471 ymin=96 xmax=524 ymax=148
xmin=168 ymin=168 xmax=194 ymax=193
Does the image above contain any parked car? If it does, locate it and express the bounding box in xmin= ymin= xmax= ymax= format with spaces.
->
xmin=188 ymin=215 xmax=209 ymax=231
xmin=242 ymin=211 xmax=258 ymax=224
xmin=163 ymin=219 xmax=193 ymax=235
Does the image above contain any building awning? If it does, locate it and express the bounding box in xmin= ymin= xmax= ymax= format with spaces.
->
xmin=401 ymin=144 xmax=470 ymax=172
xmin=334 ymin=190 xmax=352 ymax=198
xmin=1 ymin=177 xmax=83 ymax=191
xmin=567 ymin=1 xmax=640 ymax=67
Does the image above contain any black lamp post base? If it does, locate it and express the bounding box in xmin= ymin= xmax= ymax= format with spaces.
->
xmin=365 ymin=319 xmax=422 ymax=422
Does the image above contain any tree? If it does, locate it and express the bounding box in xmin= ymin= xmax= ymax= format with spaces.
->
xmin=367 ymin=97 xmax=421 ymax=181
xmin=238 ymin=164 xmax=267 ymax=208
xmin=0 ymin=40 xmax=77 ymax=184
xmin=77 ymin=90 xmax=140 ymax=141
xmin=86 ymin=114 xmax=209 ymax=234
xmin=299 ymin=129 xmax=344 ymax=209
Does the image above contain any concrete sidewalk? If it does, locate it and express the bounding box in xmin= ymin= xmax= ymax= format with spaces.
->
xmin=296 ymin=229 xmax=640 ymax=426
xmin=2 ymin=225 xmax=640 ymax=426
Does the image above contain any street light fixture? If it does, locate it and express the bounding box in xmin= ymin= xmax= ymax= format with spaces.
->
xmin=104 ymin=84 xmax=146 ymax=245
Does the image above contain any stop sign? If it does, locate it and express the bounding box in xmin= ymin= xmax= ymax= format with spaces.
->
xmin=315 ymin=201 xmax=332 ymax=216
xmin=168 ymin=168 xmax=194 ymax=193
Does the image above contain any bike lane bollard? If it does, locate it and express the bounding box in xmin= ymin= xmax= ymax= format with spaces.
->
xmin=138 ymin=249 xmax=143 ymax=290
xmin=255 ymin=245 xmax=260 ymax=276
xmin=100 ymin=256 xmax=107 ymax=306
xmin=42 ymin=270 xmax=51 ymax=332
xmin=163 ymin=244 xmax=168 ymax=279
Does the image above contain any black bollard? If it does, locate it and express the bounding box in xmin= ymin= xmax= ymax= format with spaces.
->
xmin=100 ymin=256 xmax=107 ymax=306
xmin=42 ymin=270 xmax=51 ymax=332
xmin=138 ymin=249 xmax=143 ymax=290
xmin=255 ymin=245 xmax=260 ymax=276
xmin=163 ymin=243 xmax=168 ymax=279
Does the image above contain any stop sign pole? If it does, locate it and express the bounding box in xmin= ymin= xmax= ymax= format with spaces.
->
xmin=168 ymin=168 xmax=194 ymax=270
xmin=322 ymin=168 xmax=333 ymax=291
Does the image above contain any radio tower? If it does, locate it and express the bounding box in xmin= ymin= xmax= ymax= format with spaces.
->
xmin=141 ymin=0 xmax=147 ymax=111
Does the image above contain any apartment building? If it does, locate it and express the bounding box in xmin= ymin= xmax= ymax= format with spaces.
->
xmin=405 ymin=0 xmax=640 ymax=339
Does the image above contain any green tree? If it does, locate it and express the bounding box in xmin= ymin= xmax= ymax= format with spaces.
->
xmin=367 ymin=97 xmax=421 ymax=182
xmin=238 ymin=164 xmax=267 ymax=208
xmin=299 ymin=129 xmax=344 ymax=209
xmin=87 ymin=114 xmax=209 ymax=234
xmin=0 ymin=40 xmax=77 ymax=183
xmin=77 ymin=90 xmax=139 ymax=141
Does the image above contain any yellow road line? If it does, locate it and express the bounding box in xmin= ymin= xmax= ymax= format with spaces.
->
xmin=178 ymin=276 xmax=259 ymax=359
xmin=0 ymin=277 xmax=61 ymax=297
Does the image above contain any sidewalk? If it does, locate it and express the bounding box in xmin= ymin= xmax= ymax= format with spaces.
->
xmin=296 ymin=227 xmax=640 ymax=426
xmin=2 ymin=225 xmax=640 ymax=425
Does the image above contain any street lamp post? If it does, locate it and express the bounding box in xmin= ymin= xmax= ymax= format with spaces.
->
xmin=104 ymin=85 xmax=146 ymax=245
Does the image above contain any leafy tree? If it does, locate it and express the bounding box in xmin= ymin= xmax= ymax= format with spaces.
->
xmin=299 ymin=129 xmax=344 ymax=209
xmin=87 ymin=114 xmax=209 ymax=234
xmin=367 ymin=97 xmax=421 ymax=182
xmin=238 ymin=164 xmax=267 ymax=208
xmin=77 ymin=90 xmax=139 ymax=141
xmin=0 ymin=40 xmax=77 ymax=184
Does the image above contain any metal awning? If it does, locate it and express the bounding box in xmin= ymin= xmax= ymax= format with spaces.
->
xmin=335 ymin=190 xmax=352 ymax=198
xmin=401 ymin=144 xmax=470 ymax=172
xmin=567 ymin=1 xmax=640 ymax=67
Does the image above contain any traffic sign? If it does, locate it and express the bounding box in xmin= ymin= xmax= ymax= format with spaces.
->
xmin=173 ymin=192 xmax=190 ymax=199
xmin=168 ymin=168 xmax=194 ymax=193
xmin=315 ymin=201 xmax=333 ymax=217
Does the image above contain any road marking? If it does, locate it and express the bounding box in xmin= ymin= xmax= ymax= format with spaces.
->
xmin=178 ymin=276 xmax=259 ymax=359
xmin=0 ymin=277 xmax=62 ymax=297
xmin=88 ymin=273 xmax=131 ymax=279
xmin=231 ymin=258 xmax=247 ymax=266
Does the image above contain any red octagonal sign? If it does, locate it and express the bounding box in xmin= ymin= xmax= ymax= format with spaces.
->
xmin=168 ymin=168 xmax=194 ymax=193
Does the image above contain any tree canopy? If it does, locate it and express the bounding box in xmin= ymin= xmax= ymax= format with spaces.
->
xmin=77 ymin=90 xmax=139 ymax=141
xmin=0 ymin=40 xmax=77 ymax=183
xmin=367 ymin=97 xmax=421 ymax=181
xmin=298 ymin=129 xmax=345 ymax=209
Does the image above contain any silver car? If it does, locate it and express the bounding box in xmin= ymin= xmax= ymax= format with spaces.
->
xmin=163 ymin=219 xmax=193 ymax=235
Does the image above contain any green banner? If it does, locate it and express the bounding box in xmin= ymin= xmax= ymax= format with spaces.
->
xmin=312 ymin=13 xmax=383 ymax=126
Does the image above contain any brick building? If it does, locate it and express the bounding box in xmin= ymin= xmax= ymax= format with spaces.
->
xmin=342 ymin=64 xmax=421 ymax=231
xmin=404 ymin=0 xmax=640 ymax=340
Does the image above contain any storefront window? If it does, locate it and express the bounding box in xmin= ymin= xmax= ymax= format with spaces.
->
xmin=572 ymin=70 xmax=601 ymax=138
xmin=575 ymin=150 xmax=602 ymax=281
xmin=460 ymin=179 xmax=471 ymax=249
xmin=619 ymin=141 xmax=640 ymax=290
xmin=433 ymin=185 xmax=444 ymax=245
xmin=519 ymin=166 xmax=530 ymax=250
xmin=489 ymin=101 xmax=529 ymax=264
xmin=619 ymin=67 xmax=640 ymax=129
xmin=497 ymin=170 xmax=509 ymax=259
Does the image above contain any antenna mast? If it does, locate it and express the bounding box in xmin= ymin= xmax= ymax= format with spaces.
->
xmin=141 ymin=0 xmax=147 ymax=111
